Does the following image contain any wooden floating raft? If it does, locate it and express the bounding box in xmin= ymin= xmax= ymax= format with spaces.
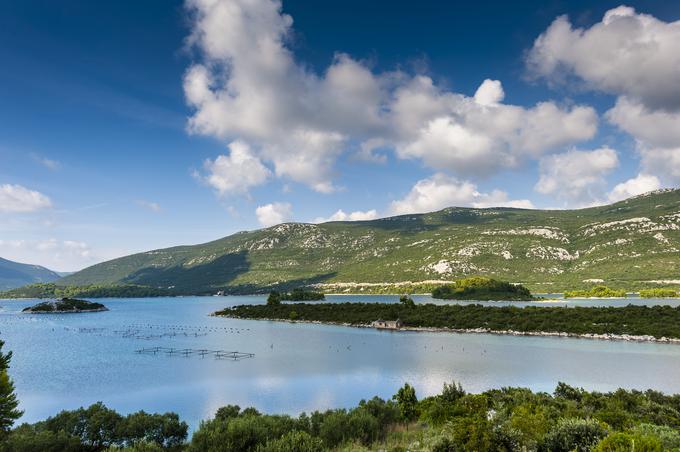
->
xmin=135 ymin=346 xmax=255 ymax=360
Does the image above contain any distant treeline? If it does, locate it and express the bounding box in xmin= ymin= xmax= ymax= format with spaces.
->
xmin=218 ymin=302 xmax=680 ymax=339
xmin=0 ymin=283 xmax=173 ymax=299
xmin=267 ymin=288 xmax=325 ymax=305
xmin=640 ymin=288 xmax=679 ymax=298
xmin=431 ymin=277 xmax=534 ymax=301
xmin=564 ymin=285 xmax=627 ymax=298
xmin=5 ymin=383 xmax=680 ymax=451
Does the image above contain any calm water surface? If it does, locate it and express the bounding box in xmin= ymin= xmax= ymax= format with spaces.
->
xmin=1 ymin=295 xmax=680 ymax=430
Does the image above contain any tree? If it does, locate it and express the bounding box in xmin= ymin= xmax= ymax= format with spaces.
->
xmin=393 ymin=383 xmax=418 ymax=425
xmin=399 ymin=295 xmax=415 ymax=308
xmin=0 ymin=339 xmax=22 ymax=438
xmin=441 ymin=381 xmax=465 ymax=403
xmin=267 ymin=291 xmax=281 ymax=306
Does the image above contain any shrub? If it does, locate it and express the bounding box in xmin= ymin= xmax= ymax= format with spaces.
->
xmin=541 ymin=418 xmax=607 ymax=452
xmin=256 ymin=430 xmax=324 ymax=452
xmin=593 ymin=432 xmax=663 ymax=452
xmin=432 ymin=277 xmax=533 ymax=301
xmin=564 ymin=286 xmax=626 ymax=298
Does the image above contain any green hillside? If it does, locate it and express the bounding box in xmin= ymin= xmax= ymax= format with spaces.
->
xmin=0 ymin=257 xmax=62 ymax=290
xmin=48 ymin=189 xmax=680 ymax=295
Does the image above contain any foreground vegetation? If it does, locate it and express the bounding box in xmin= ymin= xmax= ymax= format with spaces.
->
xmin=21 ymin=298 xmax=107 ymax=313
xmin=564 ymin=286 xmax=627 ymax=298
xmin=217 ymin=302 xmax=680 ymax=340
xmin=2 ymin=340 xmax=680 ymax=450
xmin=431 ymin=277 xmax=534 ymax=301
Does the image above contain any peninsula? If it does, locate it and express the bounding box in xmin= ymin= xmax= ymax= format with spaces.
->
xmin=216 ymin=302 xmax=680 ymax=343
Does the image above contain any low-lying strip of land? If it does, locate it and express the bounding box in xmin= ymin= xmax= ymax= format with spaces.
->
xmin=216 ymin=302 xmax=680 ymax=342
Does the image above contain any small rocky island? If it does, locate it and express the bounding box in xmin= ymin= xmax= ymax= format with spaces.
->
xmin=22 ymin=298 xmax=108 ymax=313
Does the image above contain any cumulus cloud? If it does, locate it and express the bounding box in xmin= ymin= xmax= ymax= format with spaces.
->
xmin=0 ymin=239 xmax=94 ymax=271
xmin=608 ymin=174 xmax=661 ymax=202
xmin=529 ymin=6 xmax=680 ymax=183
xmin=184 ymin=0 xmax=598 ymax=191
xmin=0 ymin=184 xmax=52 ymax=213
xmin=527 ymin=6 xmax=680 ymax=111
xmin=474 ymin=79 xmax=504 ymax=106
xmin=312 ymin=209 xmax=378 ymax=223
xmin=390 ymin=173 xmax=533 ymax=215
xmin=197 ymin=141 xmax=271 ymax=195
xmin=606 ymin=98 xmax=680 ymax=181
xmin=535 ymin=147 xmax=619 ymax=206
xmin=255 ymin=202 xmax=292 ymax=227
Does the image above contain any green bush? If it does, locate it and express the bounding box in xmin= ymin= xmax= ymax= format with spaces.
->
xmin=541 ymin=418 xmax=607 ymax=452
xmin=640 ymin=288 xmax=678 ymax=298
xmin=593 ymin=432 xmax=663 ymax=452
xmin=564 ymin=285 xmax=627 ymax=298
xmin=432 ymin=277 xmax=534 ymax=301
xmin=256 ymin=430 xmax=324 ymax=452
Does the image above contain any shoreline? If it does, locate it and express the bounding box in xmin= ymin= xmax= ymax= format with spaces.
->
xmin=214 ymin=314 xmax=680 ymax=344
xmin=22 ymin=307 xmax=109 ymax=314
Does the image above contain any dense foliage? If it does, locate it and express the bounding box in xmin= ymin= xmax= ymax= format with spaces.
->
xmin=3 ymin=378 xmax=680 ymax=450
xmin=267 ymin=289 xmax=325 ymax=305
xmin=3 ymin=403 xmax=188 ymax=451
xmin=564 ymin=286 xmax=627 ymax=298
xmin=0 ymin=283 xmax=173 ymax=299
xmin=218 ymin=302 xmax=680 ymax=339
xmin=640 ymin=288 xmax=679 ymax=298
xmin=21 ymin=298 xmax=106 ymax=313
xmin=0 ymin=341 xmax=21 ymax=440
xmin=431 ymin=277 xmax=534 ymax=301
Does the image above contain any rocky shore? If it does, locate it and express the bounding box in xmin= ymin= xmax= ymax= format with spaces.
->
xmin=22 ymin=298 xmax=108 ymax=314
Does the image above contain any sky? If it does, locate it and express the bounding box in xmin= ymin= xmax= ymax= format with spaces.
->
xmin=1 ymin=0 xmax=680 ymax=271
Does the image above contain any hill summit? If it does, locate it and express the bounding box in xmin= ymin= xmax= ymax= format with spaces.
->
xmin=55 ymin=189 xmax=680 ymax=294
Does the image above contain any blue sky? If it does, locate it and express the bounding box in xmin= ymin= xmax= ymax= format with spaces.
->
xmin=1 ymin=0 xmax=679 ymax=271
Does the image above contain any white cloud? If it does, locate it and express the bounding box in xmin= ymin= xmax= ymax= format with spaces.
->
xmin=529 ymin=6 xmax=680 ymax=183
xmin=137 ymin=200 xmax=162 ymax=212
xmin=0 ymin=239 xmax=94 ymax=272
xmin=535 ymin=147 xmax=619 ymax=206
xmin=608 ymin=174 xmax=661 ymax=202
xmin=390 ymin=173 xmax=533 ymax=215
xmin=198 ymin=140 xmax=271 ymax=195
xmin=312 ymin=209 xmax=378 ymax=223
xmin=0 ymin=184 xmax=52 ymax=213
xmin=255 ymin=202 xmax=292 ymax=227
xmin=474 ymin=79 xmax=504 ymax=106
xmin=606 ymin=98 xmax=680 ymax=181
xmin=527 ymin=5 xmax=680 ymax=111
xmin=184 ymin=0 xmax=598 ymax=190
xmin=31 ymin=154 xmax=61 ymax=171
xmin=388 ymin=77 xmax=597 ymax=176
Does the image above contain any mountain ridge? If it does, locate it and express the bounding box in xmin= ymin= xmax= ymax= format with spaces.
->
xmin=55 ymin=189 xmax=680 ymax=294
xmin=0 ymin=257 xmax=62 ymax=290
